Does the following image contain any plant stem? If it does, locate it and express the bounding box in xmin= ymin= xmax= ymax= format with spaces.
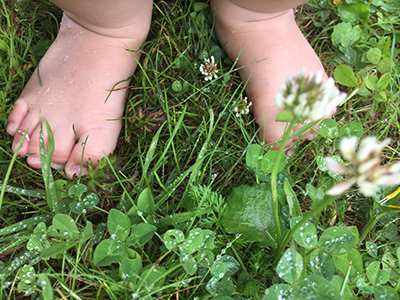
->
xmin=274 ymin=195 xmax=336 ymax=264
xmin=271 ymin=120 xmax=297 ymax=244
xmin=359 ymin=208 xmax=398 ymax=242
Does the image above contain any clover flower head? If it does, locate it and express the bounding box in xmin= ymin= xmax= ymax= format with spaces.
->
xmin=233 ymin=95 xmax=253 ymax=117
xmin=274 ymin=70 xmax=347 ymax=121
xmin=326 ymin=136 xmax=400 ymax=197
xmin=200 ymin=56 xmax=218 ymax=81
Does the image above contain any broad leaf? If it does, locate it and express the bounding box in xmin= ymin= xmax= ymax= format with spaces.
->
xmin=108 ymin=209 xmax=131 ymax=241
xmin=276 ymin=248 xmax=303 ymax=284
xmin=93 ymin=239 xmax=125 ymax=266
xmin=221 ymin=183 xmax=285 ymax=247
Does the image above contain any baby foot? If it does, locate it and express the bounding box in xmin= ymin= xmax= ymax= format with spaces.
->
xmin=212 ymin=0 xmax=328 ymax=147
xmin=7 ymin=13 xmax=150 ymax=179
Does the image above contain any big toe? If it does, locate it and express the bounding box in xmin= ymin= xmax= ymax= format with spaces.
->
xmin=64 ymin=124 xmax=121 ymax=179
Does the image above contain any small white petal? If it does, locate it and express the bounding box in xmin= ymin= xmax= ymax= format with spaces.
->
xmin=358 ymin=157 xmax=380 ymax=174
xmin=340 ymin=136 xmax=358 ymax=161
xmin=375 ymin=174 xmax=400 ymax=186
xmin=325 ymin=157 xmax=351 ymax=175
xmin=326 ymin=179 xmax=357 ymax=195
xmin=389 ymin=162 xmax=400 ymax=173
xmin=358 ymin=181 xmax=379 ymax=197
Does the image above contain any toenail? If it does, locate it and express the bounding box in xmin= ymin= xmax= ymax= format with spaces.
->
xmin=286 ymin=149 xmax=294 ymax=157
xmin=69 ymin=165 xmax=88 ymax=177
xmin=27 ymin=156 xmax=40 ymax=166
xmin=12 ymin=143 xmax=19 ymax=153
xmin=51 ymin=163 xmax=64 ymax=170
xmin=307 ymin=133 xmax=314 ymax=140
xmin=7 ymin=123 xmax=16 ymax=132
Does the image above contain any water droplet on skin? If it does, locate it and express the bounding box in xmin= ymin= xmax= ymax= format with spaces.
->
xmin=79 ymin=30 xmax=84 ymax=35
xmin=72 ymin=36 xmax=76 ymax=40
xmin=88 ymin=80 xmax=92 ymax=88
xmin=59 ymin=55 xmax=68 ymax=65
xmin=278 ymin=45 xmax=283 ymax=49
xmin=67 ymin=25 xmax=72 ymax=29
xmin=72 ymin=66 xmax=77 ymax=74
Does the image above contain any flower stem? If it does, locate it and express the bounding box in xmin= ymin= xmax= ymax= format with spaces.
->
xmin=274 ymin=194 xmax=337 ymax=265
xmin=271 ymin=120 xmax=297 ymax=244
xmin=359 ymin=208 xmax=398 ymax=242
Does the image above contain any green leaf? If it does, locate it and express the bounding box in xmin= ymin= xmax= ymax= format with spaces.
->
xmin=180 ymin=228 xmax=203 ymax=254
xmin=126 ymin=223 xmax=157 ymax=248
xmin=340 ymin=121 xmax=363 ymax=138
xmin=53 ymin=214 xmax=79 ymax=240
xmin=79 ymin=221 xmax=93 ymax=246
xmin=333 ymin=247 xmax=363 ymax=276
xmin=202 ymin=229 xmax=216 ymax=250
xmin=220 ymin=255 xmax=240 ymax=277
xmin=163 ymin=229 xmax=185 ymax=250
xmin=334 ymin=65 xmax=358 ymax=87
xmin=330 ymin=275 xmax=354 ymax=300
xmin=331 ymin=22 xmax=361 ymax=48
xmin=367 ymin=241 xmax=378 ymax=257
xmin=93 ymin=239 xmax=125 ymax=266
xmin=366 ymin=75 xmax=378 ymax=90
xmin=374 ymin=286 xmax=399 ymax=300
xmin=377 ymin=57 xmax=394 ymax=72
xmin=40 ymin=241 xmax=78 ymax=260
xmin=69 ymin=201 xmax=87 ymax=214
xmin=68 ymin=184 xmax=87 ymax=198
xmin=82 ymin=193 xmax=98 ymax=208
xmin=377 ymin=73 xmax=390 ymax=91
xmin=193 ymin=2 xmax=208 ymax=11
xmin=221 ymin=183 xmax=284 ymax=247
xmin=284 ymin=179 xmax=302 ymax=217
xmin=260 ymin=151 xmax=287 ymax=174
xmin=264 ymin=284 xmax=295 ymax=300
xmin=275 ymin=111 xmax=294 ymax=122
xmin=211 ymin=261 xmax=227 ymax=278
xmin=198 ymin=250 xmax=214 ymax=267
xmin=246 ymin=144 xmax=263 ymax=169
xmin=206 ymin=276 xmax=236 ymax=296
xmin=338 ymin=4 xmax=370 ymax=24
xmin=310 ymin=250 xmax=334 ymax=280
xmin=276 ymin=248 xmax=303 ymax=284
xmin=0 ymin=39 xmax=9 ymax=51
xmin=295 ymin=274 xmax=341 ymax=299
xmin=32 ymin=40 xmax=52 ymax=56
xmin=181 ymin=252 xmax=198 ymax=275
xmin=318 ymin=119 xmax=338 ymax=138
xmin=367 ymin=261 xmax=389 ymax=286
xmin=318 ymin=226 xmax=356 ymax=255
xmin=290 ymin=217 xmax=318 ymax=249
xmin=120 ymin=256 xmax=142 ymax=283
xmin=355 ymin=277 xmax=374 ymax=294
xmin=366 ymin=48 xmax=382 ymax=64
xmin=137 ymin=188 xmax=155 ymax=216
xmin=27 ymin=237 xmax=43 ymax=252
xmin=139 ymin=265 xmax=166 ymax=291
xmin=108 ymin=209 xmax=131 ymax=242
xmin=37 ymin=274 xmax=53 ymax=300
xmin=172 ymin=80 xmax=182 ymax=92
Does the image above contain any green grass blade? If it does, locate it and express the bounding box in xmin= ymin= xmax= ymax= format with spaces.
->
xmin=0 ymin=130 xmax=27 ymax=211
xmin=39 ymin=118 xmax=58 ymax=214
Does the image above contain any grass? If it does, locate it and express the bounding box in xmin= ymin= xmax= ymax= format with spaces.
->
xmin=1 ymin=0 xmax=400 ymax=299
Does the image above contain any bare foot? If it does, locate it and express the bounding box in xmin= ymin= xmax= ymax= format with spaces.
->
xmin=212 ymin=0 xmax=328 ymax=147
xmin=7 ymin=13 xmax=150 ymax=179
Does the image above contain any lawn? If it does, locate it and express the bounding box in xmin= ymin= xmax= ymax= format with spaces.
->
xmin=1 ymin=0 xmax=400 ymax=299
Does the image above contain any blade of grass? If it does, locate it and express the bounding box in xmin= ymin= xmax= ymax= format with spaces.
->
xmin=0 ymin=130 xmax=28 ymax=211
xmin=39 ymin=118 xmax=58 ymax=214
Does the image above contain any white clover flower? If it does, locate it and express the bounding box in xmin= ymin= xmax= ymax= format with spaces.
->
xmin=200 ymin=56 xmax=218 ymax=81
xmin=232 ymin=95 xmax=252 ymax=117
xmin=326 ymin=136 xmax=400 ymax=197
xmin=274 ymin=70 xmax=347 ymax=121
